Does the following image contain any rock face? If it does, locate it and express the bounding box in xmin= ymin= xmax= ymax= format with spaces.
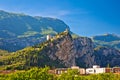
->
xmin=44 ymin=32 xmax=120 ymax=68
xmin=42 ymin=32 xmax=76 ymax=67
xmin=54 ymin=34 xmax=75 ymax=67
xmin=94 ymin=47 xmax=120 ymax=67
xmin=73 ymin=37 xmax=95 ymax=68
xmin=41 ymin=32 xmax=95 ymax=68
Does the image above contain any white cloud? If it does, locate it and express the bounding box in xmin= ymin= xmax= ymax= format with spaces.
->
xmin=30 ymin=9 xmax=71 ymax=18
xmin=58 ymin=10 xmax=70 ymax=16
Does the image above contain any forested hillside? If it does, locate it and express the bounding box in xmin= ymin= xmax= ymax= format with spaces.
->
xmin=0 ymin=31 xmax=120 ymax=70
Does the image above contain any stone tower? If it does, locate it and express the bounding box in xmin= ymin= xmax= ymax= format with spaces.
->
xmin=64 ymin=28 xmax=69 ymax=33
xmin=46 ymin=35 xmax=51 ymax=40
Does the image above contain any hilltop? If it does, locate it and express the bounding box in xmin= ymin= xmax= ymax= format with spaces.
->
xmin=0 ymin=31 xmax=120 ymax=70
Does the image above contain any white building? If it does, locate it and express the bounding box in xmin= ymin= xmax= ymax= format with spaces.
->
xmin=71 ymin=66 xmax=79 ymax=70
xmin=46 ymin=35 xmax=51 ymax=40
xmin=71 ymin=66 xmax=85 ymax=75
xmin=86 ymin=68 xmax=95 ymax=74
xmin=93 ymin=65 xmax=100 ymax=68
xmin=86 ymin=65 xmax=105 ymax=74
xmin=55 ymin=68 xmax=67 ymax=74
xmin=95 ymin=68 xmax=105 ymax=74
xmin=79 ymin=68 xmax=86 ymax=75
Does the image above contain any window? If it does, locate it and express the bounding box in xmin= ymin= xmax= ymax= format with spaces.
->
xmin=89 ymin=70 xmax=93 ymax=72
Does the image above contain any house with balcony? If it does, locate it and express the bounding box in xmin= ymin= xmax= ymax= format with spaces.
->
xmin=86 ymin=65 xmax=105 ymax=74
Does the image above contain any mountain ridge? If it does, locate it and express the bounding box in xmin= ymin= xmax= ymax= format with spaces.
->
xmin=92 ymin=33 xmax=120 ymax=50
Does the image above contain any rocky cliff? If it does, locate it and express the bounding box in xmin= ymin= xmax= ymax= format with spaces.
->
xmin=44 ymin=32 xmax=120 ymax=68
xmin=1 ymin=31 xmax=120 ymax=70
xmin=41 ymin=31 xmax=95 ymax=68
xmin=74 ymin=37 xmax=95 ymax=68
xmin=94 ymin=46 xmax=120 ymax=67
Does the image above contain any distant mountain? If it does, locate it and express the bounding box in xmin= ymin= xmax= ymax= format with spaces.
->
xmin=1 ymin=31 xmax=120 ymax=70
xmin=0 ymin=10 xmax=70 ymax=39
xmin=92 ymin=34 xmax=120 ymax=50
xmin=0 ymin=10 xmax=78 ymax=52
xmin=92 ymin=34 xmax=120 ymax=42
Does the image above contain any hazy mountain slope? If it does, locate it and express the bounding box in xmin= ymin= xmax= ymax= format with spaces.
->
xmin=0 ymin=10 xmax=78 ymax=52
xmin=92 ymin=34 xmax=120 ymax=42
xmin=92 ymin=34 xmax=120 ymax=50
xmin=0 ymin=10 xmax=70 ymax=39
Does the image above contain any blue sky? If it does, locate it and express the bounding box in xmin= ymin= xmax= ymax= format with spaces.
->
xmin=0 ymin=0 xmax=120 ymax=36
